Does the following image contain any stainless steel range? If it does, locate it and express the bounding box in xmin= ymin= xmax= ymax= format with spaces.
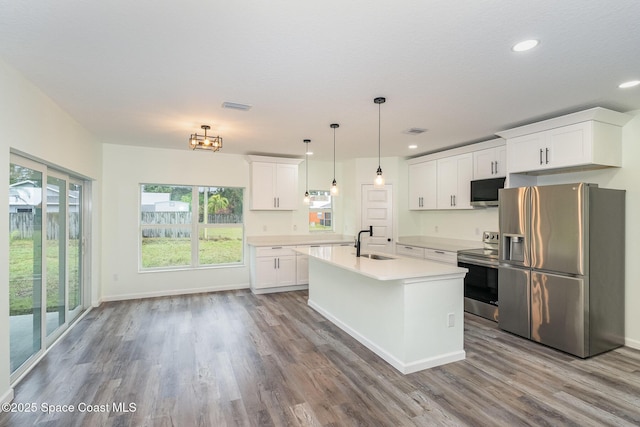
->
xmin=458 ymin=231 xmax=499 ymax=321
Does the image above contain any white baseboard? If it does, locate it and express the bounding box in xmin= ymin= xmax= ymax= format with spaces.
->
xmin=1 ymin=388 xmax=14 ymax=405
xmin=251 ymin=284 xmax=308 ymax=295
xmin=100 ymin=283 xmax=250 ymax=302
xmin=625 ymin=337 xmax=640 ymax=350
xmin=308 ymin=299 xmax=465 ymax=374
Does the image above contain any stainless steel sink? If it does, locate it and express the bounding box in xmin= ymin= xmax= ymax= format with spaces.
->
xmin=359 ymin=253 xmax=394 ymax=260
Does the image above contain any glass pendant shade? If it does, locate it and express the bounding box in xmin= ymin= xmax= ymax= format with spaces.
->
xmin=303 ymin=139 xmax=311 ymax=204
xmin=374 ymin=166 xmax=385 ymax=187
xmin=330 ymin=123 xmax=339 ymax=196
xmin=373 ymin=97 xmax=386 ymax=187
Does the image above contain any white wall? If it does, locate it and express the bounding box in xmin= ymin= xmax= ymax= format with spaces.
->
xmin=100 ymin=146 xmax=350 ymax=300
xmin=0 ymin=59 xmax=103 ymax=403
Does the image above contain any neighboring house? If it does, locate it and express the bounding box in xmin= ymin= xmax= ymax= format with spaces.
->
xmin=9 ymin=180 xmax=80 ymax=214
xmin=140 ymin=192 xmax=189 ymax=212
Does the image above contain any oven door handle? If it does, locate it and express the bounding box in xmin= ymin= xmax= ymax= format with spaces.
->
xmin=457 ymin=255 xmax=498 ymax=268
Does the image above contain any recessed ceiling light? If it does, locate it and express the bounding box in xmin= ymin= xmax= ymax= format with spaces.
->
xmin=512 ymin=39 xmax=539 ymax=52
xmin=306 ymin=151 xmax=313 ymax=156
xmin=618 ymin=80 xmax=640 ymax=89
xmin=408 ymin=144 xmax=418 ymax=149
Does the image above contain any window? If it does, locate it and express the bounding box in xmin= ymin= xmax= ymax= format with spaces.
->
xmin=308 ymin=190 xmax=333 ymax=232
xmin=140 ymin=184 xmax=244 ymax=269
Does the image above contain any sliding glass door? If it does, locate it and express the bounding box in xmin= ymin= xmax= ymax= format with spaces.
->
xmin=46 ymin=172 xmax=67 ymax=339
xmin=8 ymin=160 xmax=44 ymax=373
xmin=68 ymin=180 xmax=83 ymax=322
xmin=9 ymin=154 xmax=89 ymax=378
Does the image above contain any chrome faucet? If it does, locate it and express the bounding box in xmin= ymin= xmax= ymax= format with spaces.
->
xmin=355 ymin=225 xmax=373 ymax=257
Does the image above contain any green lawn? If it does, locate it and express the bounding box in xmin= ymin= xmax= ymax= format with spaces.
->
xmin=142 ymin=227 xmax=243 ymax=268
xmin=10 ymin=229 xmax=242 ymax=314
xmin=9 ymin=239 xmax=79 ymax=315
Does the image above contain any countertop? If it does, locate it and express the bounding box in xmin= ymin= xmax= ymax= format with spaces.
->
xmin=297 ymin=245 xmax=467 ymax=281
xmin=247 ymin=234 xmax=353 ymax=247
xmin=396 ymin=236 xmax=483 ymax=252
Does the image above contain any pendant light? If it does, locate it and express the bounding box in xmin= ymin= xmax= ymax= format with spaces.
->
xmin=330 ymin=123 xmax=339 ymax=196
xmin=374 ymin=97 xmax=386 ymax=187
xmin=303 ymin=139 xmax=311 ymax=205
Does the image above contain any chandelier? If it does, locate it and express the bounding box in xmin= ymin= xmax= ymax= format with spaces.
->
xmin=189 ymin=125 xmax=223 ymax=151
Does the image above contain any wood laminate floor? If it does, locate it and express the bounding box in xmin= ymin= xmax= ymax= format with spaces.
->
xmin=1 ymin=290 xmax=639 ymax=427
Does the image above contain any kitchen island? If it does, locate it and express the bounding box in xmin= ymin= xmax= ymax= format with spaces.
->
xmin=297 ymin=245 xmax=467 ymax=374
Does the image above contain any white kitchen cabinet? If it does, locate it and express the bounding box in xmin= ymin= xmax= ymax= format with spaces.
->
xmin=424 ymin=248 xmax=457 ymax=264
xmin=248 ymin=156 xmax=301 ymax=210
xmin=473 ymin=145 xmax=507 ymax=179
xmin=395 ymin=244 xmax=425 ymax=259
xmin=251 ymin=246 xmax=297 ymax=291
xmin=436 ymin=153 xmax=473 ymax=210
xmin=408 ymin=160 xmax=437 ymax=210
xmin=395 ymin=243 xmax=457 ymax=265
xmin=503 ymin=119 xmax=625 ymax=175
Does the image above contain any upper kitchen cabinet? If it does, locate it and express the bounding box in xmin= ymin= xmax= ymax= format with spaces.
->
xmin=437 ymin=153 xmax=473 ymax=210
xmin=408 ymin=160 xmax=437 ymax=210
xmin=498 ymin=107 xmax=632 ymax=175
xmin=473 ymin=143 xmax=507 ymax=179
xmin=247 ymin=156 xmax=303 ymax=210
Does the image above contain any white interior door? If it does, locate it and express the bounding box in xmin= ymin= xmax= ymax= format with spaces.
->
xmin=361 ymin=184 xmax=393 ymax=254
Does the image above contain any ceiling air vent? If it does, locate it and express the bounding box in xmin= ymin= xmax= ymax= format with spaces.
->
xmin=222 ymin=102 xmax=252 ymax=111
xmin=403 ymin=127 xmax=428 ymax=135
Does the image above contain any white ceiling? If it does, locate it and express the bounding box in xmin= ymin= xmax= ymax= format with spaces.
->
xmin=1 ymin=1 xmax=639 ymax=162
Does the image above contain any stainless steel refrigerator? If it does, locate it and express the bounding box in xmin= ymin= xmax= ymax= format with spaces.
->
xmin=498 ymin=183 xmax=625 ymax=358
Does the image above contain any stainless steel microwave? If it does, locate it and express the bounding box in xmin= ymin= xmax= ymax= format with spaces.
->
xmin=470 ymin=177 xmax=505 ymax=207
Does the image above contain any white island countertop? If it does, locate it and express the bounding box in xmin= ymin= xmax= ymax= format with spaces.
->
xmin=296 ymin=245 xmax=467 ymax=281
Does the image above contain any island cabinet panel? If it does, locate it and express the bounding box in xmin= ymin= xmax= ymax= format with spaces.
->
xmin=301 ymin=245 xmax=467 ymax=374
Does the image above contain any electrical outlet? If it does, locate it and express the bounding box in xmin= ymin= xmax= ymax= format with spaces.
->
xmin=475 ymin=227 xmax=480 ymax=235
xmin=293 ymin=224 xmax=297 ymax=231
xmin=435 ymin=225 xmax=439 ymax=233
xmin=263 ymin=225 xmax=267 ymax=232
xmin=447 ymin=313 xmax=455 ymax=328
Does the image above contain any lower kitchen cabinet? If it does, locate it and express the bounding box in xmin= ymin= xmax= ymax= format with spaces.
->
xmin=395 ymin=244 xmax=426 ymax=259
xmin=250 ymin=243 xmax=341 ymax=293
xmin=250 ymin=246 xmax=297 ymax=292
xmin=424 ymin=248 xmax=457 ymax=264
xmin=395 ymin=243 xmax=456 ymax=264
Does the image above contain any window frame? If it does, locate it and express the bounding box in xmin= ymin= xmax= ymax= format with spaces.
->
xmin=139 ymin=184 xmax=244 ymax=271
xmin=308 ymin=190 xmax=334 ymax=232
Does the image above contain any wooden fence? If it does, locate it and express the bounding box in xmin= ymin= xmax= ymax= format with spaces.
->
xmin=10 ymin=212 xmax=242 ymax=240
xmin=140 ymin=212 xmax=243 ymax=238
xmin=9 ymin=212 xmax=80 ymax=240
